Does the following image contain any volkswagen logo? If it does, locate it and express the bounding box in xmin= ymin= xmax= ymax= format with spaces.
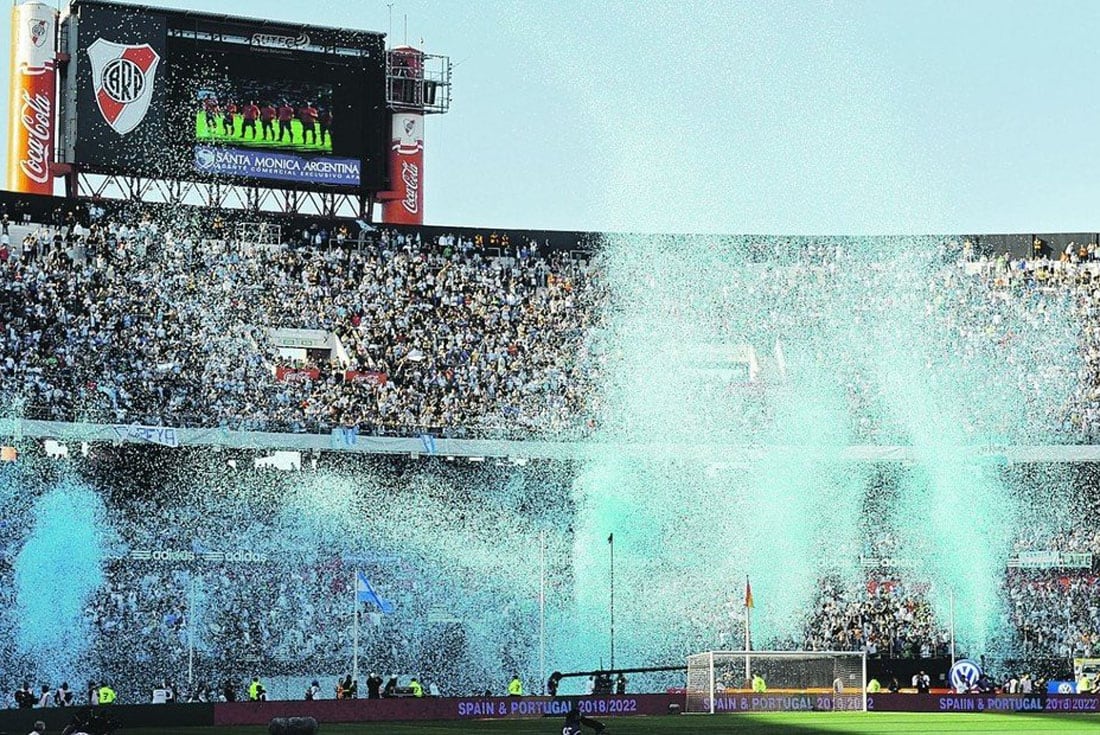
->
xmin=949 ymin=660 xmax=982 ymax=691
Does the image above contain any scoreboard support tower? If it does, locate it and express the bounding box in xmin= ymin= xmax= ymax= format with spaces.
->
xmin=378 ymin=46 xmax=451 ymax=225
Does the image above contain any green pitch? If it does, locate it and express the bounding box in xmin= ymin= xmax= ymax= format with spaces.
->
xmin=119 ymin=712 xmax=1100 ymax=735
xmin=195 ymin=111 xmax=331 ymax=153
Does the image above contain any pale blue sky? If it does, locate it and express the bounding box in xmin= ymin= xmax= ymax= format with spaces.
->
xmin=7 ymin=0 xmax=1100 ymax=233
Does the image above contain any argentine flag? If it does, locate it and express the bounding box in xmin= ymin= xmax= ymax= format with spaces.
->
xmin=356 ymin=571 xmax=395 ymax=614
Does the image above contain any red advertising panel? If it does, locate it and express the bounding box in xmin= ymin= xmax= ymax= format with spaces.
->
xmin=345 ymin=370 xmax=388 ymax=385
xmin=7 ymin=2 xmax=57 ymax=194
xmin=275 ymin=365 xmax=320 ymax=382
xmin=382 ymin=110 xmax=424 ymax=224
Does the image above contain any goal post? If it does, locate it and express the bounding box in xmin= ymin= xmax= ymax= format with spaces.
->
xmin=686 ymin=650 xmax=868 ymax=713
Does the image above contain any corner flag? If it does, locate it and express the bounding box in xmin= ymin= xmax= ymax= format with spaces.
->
xmin=745 ymin=577 xmax=754 ymax=609
xmin=356 ymin=571 xmax=395 ymax=614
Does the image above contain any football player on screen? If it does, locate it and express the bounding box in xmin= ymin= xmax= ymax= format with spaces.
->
xmin=299 ymin=101 xmax=319 ymax=145
xmin=277 ymin=100 xmax=294 ymax=142
xmin=242 ymin=100 xmax=259 ymax=139
xmin=222 ymin=101 xmax=238 ymax=136
xmin=260 ymin=101 xmax=276 ymax=140
xmin=202 ymin=94 xmax=219 ymax=133
xmin=318 ymin=107 xmax=333 ymax=146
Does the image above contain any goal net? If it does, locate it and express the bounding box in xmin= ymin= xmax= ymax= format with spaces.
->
xmin=686 ymin=650 xmax=867 ymax=713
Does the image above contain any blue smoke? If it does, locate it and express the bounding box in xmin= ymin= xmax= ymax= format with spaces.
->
xmin=13 ymin=482 xmax=109 ymax=682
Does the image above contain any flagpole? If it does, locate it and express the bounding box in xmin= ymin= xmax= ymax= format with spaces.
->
xmin=608 ymin=533 xmax=615 ymax=671
xmin=949 ymin=589 xmax=956 ymax=669
xmin=539 ymin=531 xmax=546 ymax=694
xmin=744 ymin=604 xmax=751 ymax=683
xmin=187 ymin=575 xmax=196 ymax=688
xmin=744 ymin=576 xmax=751 ymax=684
xmin=352 ymin=570 xmax=360 ymax=686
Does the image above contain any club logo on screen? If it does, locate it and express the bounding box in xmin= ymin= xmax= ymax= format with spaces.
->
xmin=87 ymin=39 xmax=160 ymax=135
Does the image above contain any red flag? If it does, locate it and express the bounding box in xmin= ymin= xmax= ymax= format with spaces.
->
xmin=745 ymin=577 xmax=754 ymax=609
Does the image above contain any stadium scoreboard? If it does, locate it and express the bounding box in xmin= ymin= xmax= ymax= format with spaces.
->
xmin=56 ymin=0 xmax=389 ymax=192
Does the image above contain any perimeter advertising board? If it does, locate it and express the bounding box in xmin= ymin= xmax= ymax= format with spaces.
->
xmin=868 ymin=693 xmax=1100 ymax=713
xmin=62 ymin=0 xmax=387 ymax=191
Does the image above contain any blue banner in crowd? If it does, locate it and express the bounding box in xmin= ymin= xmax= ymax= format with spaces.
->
xmin=194 ymin=145 xmax=361 ymax=186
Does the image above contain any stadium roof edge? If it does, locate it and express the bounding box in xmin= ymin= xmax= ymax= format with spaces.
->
xmin=68 ymin=0 xmax=386 ymax=40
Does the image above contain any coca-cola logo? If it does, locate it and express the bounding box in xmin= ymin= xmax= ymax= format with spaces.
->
xmin=401 ymin=161 xmax=419 ymax=214
xmin=18 ymin=87 xmax=51 ymax=185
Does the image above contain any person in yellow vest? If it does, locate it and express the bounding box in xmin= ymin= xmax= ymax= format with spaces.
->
xmin=248 ymin=676 xmax=263 ymax=701
xmin=751 ymin=673 xmax=767 ymax=693
xmin=507 ymin=674 xmax=523 ymax=696
xmin=1078 ymin=674 xmax=1093 ymax=694
xmin=866 ymin=678 xmax=882 ymax=693
xmin=409 ymin=677 xmax=424 ymax=697
xmin=97 ymin=682 xmax=117 ymax=704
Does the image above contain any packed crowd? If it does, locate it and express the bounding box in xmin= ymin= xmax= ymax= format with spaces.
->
xmin=969 ymin=253 xmax=1100 ymax=441
xmin=805 ymin=576 xmax=949 ymax=659
xmin=0 ymin=211 xmax=602 ymax=437
xmin=4 ymin=209 xmax=1100 ymax=445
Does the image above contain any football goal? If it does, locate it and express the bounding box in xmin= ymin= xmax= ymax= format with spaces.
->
xmin=685 ymin=650 xmax=868 ymax=713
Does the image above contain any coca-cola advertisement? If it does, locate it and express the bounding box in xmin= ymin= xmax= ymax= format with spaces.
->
xmin=382 ymin=111 xmax=424 ymax=225
xmin=275 ymin=365 xmax=320 ymax=382
xmin=6 ymin=2 xmax=57 ymax=194
xmin=345 ymin=370 xmax=388 ymax=386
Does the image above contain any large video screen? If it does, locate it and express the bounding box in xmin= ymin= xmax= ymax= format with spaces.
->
xmin=179 ymin=50 xmax=368 ymax=188
xmin=68 ymin=1 xmax=387 ymax=191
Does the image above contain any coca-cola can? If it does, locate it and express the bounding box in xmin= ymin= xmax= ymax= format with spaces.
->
xmin=6 ymin=2 xmax=57 ymax=194
xmin=383 ymin=111 xmax=424 ymax=225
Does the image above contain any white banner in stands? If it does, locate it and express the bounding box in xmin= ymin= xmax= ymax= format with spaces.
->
xmin=111 ymin=424 xmax=179 ymax=448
